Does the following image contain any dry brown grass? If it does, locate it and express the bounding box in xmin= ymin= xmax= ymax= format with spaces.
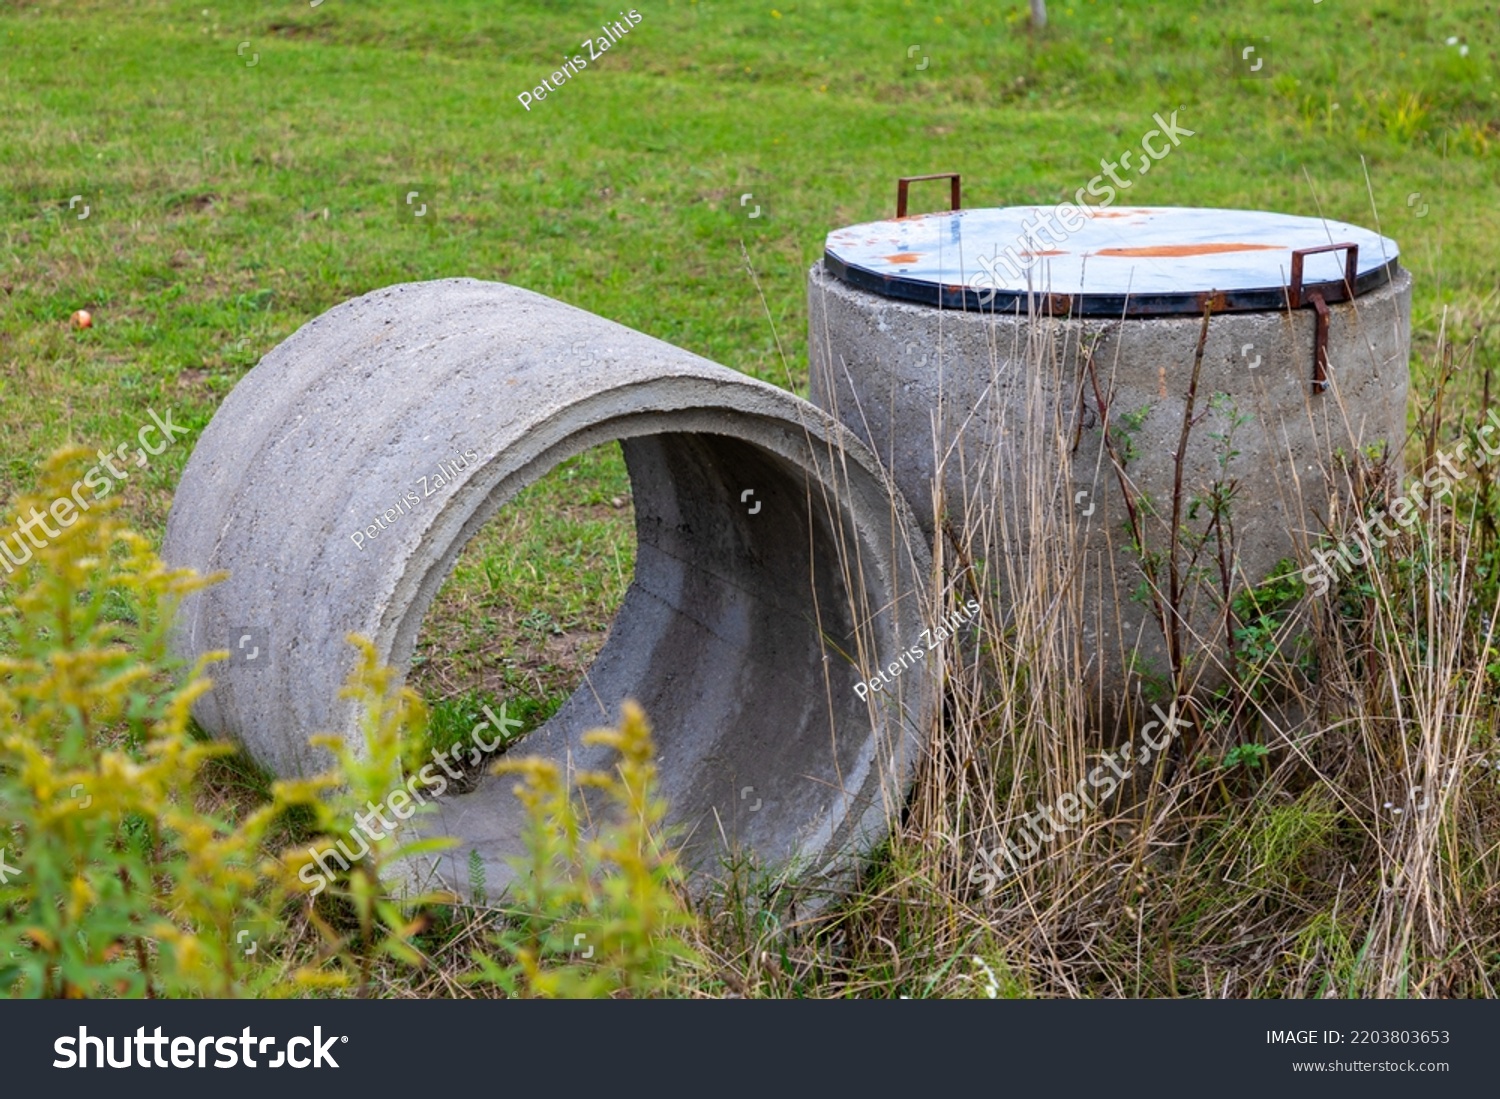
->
xmin=685 ymin=289 xmax=1500 ymax=1000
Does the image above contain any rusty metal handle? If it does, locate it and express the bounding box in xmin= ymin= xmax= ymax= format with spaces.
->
xmin=1288 ymin=241 xmax=1358 ymax=307
xmin=1289 ymin=242 xmax=1358 ymax=394
xmin=896 ymin=173 xmax=961 ymax=219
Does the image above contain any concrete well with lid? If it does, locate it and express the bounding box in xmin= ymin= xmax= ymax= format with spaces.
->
xmin=808 ymin=176 xmax=1411 ymax=711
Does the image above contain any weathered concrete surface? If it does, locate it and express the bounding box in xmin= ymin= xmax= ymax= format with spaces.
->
xmin=162 ymin=278 xmax=935 ymax=898
xmin=808 ymin=260 xmax=1411 ymax=706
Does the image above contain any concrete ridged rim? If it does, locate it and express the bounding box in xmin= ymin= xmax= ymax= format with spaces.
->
xmin=162 ymin=278 xmax=936 ymax=898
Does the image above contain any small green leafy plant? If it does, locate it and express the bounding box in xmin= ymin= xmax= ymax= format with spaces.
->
xmin=1222 ymin=742 xmax=1270 ymax=771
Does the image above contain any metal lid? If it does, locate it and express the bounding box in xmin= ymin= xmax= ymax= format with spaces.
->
xmin=824 ymin=191 xmax=1401 ymax=316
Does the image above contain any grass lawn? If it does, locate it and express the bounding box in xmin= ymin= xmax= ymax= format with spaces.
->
xmin=2 ymin=0 xmax=1498 ymax=997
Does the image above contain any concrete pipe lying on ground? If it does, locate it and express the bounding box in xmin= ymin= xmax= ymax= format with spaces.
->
xmin=161 ymin=278 xmax=935 ymax=900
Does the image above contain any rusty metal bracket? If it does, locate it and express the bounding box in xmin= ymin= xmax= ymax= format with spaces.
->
xmin=1289 ymin=242 xmax=1358 ymax=393
xmin=896 ymin=173 xmax=961 ymax=219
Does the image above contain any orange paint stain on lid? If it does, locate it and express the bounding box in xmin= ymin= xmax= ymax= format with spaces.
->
xmin=884 ymin=252 xmax=921 ymax=264
xmin=1094 ymin=243 xmax=1283 ymax=258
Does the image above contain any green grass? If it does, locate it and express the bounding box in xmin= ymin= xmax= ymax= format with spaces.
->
xmin=3 ymin=0 xmax=1499 ymax=999
xmin=409 ymin=445 xmax=633 ymax=714
xmin=4 ymin=2 xmax=1495 ymax=439
xmin=4 ymin=0 xmax=1495 ymax=703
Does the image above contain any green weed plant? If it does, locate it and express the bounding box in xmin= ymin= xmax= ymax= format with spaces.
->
xmin=472 ymin=701 xmax=699 ymax=998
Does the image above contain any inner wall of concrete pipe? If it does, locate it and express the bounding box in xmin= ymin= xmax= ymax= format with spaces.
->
xmin=401 ymin=427 xmax=898 ymax=895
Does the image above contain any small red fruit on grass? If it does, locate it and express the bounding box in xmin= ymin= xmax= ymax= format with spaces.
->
xmin=71 ymin=310 xmax=93 ymax=329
